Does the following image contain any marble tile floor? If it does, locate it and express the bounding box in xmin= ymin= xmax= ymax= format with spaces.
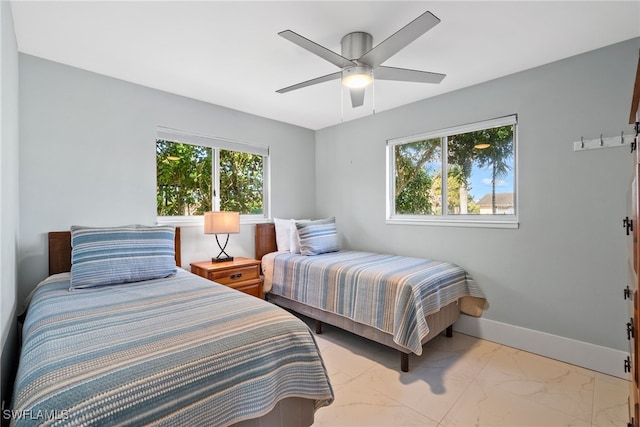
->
xmin=303 ymin=317 xmax=629 ymax=427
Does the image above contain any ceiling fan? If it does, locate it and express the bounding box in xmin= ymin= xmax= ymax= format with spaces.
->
xmin=276 ymin=10 xmax=446 ymax=108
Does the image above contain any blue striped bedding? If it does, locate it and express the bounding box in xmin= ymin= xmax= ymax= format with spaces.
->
xmin=269 ymin=251 xmax=487 ymax=355
xmin=11 ymin=269 xmax=333 ymax=426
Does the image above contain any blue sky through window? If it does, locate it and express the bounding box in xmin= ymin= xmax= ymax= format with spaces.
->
xmin=468 ymin=163 xmax=514 ymax=202
xmin=424 ymin=160 xmax=515 ymax=202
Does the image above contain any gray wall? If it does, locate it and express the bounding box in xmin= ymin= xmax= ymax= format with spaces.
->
xmin=1 ymin=0 xmax=20 ymax=406
xmin=13 ymin=34 xmax=640 ymax=362
xmin=315 ymin=38 xmax=639 ymax=351
xmin=17 ymin=54 xmax=316 ymax=303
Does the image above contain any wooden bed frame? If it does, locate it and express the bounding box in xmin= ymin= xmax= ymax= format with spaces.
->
xmin=44 ymin=226 xmax=316 ymax=427
xmin=255 ymin=222 xmax=460 ymax=372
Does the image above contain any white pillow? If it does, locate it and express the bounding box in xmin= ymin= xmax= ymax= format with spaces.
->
xmin=274 ymin=218 xmax=293 ymax=252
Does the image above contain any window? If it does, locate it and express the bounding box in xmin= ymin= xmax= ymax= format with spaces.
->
xmin=156 ymin=128 xmax=269 ymax=222
xmin=387 ymin=115 xmax=517 ymax=227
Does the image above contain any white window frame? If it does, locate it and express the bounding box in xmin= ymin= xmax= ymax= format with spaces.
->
xmin=386 ymin=115 xmax=518 ymax=229
xmin=156 ymin=127 xmax=271 ymax=226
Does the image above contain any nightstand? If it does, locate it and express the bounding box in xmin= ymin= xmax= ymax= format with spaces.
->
xmin=190 ymin=257 xmax=263 ymax=299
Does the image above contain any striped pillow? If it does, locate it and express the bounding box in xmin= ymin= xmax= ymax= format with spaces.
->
xmin=70 ymin=225 xmax=177 ymax=290
xmin=295 ymin=217 xmax=340 ymax=256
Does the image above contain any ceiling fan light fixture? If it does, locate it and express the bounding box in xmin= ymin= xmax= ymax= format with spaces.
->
xmin=474 ymin=143 xmax=491 ymax=149
xmin=341 ymin=66 xmax=373 ymax=89
xmin=277 ymin=11 xmax=445 ymax=109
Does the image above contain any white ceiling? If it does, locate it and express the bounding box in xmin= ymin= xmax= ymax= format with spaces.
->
xmin=10 ymin=1 xmax=640 ymax=130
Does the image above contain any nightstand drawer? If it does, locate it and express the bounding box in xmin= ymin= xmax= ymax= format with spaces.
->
xmin=208 ymin=265 xmax=259 ymax=285
xmin=226 ymin=279 xmax=262 ymax=298
xmin=190 ymin=258 xmax=263 ymax=299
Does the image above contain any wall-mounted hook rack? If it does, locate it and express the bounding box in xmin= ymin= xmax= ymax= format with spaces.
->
xmin=573 ymin=133 xmax=634 ymax=151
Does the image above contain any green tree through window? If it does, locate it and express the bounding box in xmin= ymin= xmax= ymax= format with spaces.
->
xmin=157 ymin=140 xmax=212 ymax=216
xmin=447 ymin=126 xmax=514 ymax=215
xmin=389 ymin=116 xmax=516 ymax=223
xmin=220 ymin=150 xmax=263 ymax=214
xmin=394 ymin=138 xmax=440 ymax=215
xmin=156 ymin=140 xmax=265 ymax=217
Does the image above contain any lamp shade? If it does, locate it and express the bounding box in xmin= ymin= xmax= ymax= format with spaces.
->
xmin=204 ymin=211 xmax=240 ymax=234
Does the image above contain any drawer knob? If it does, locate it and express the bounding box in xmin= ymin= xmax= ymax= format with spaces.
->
xmin=230 ymin=273 xmax=243 ymax=280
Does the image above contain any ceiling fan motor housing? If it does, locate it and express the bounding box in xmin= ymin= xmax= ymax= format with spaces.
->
xmin=341 ymin=32 xmax=373 ymax=60
xmin=341 ymin=32 xmax=375 ymax=89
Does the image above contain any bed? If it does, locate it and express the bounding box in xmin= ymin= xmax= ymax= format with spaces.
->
xmin=255 ymin=220 xmax=487 ymax=372
xmin=11 ymin=225 xmax=333 ymax=427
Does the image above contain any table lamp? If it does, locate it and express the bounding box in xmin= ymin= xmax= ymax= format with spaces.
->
xmin=204 ymin=211 xmax=240 ymax=262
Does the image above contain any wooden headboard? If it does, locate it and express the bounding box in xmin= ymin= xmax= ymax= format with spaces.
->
xmin=255 ymin=223 xmax=277 ymax=261
xmin=48 ymin=227 xmax=182 ymax=276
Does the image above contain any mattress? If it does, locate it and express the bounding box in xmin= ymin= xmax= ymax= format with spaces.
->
xmin=263 ymin=250 xmax=486 ymax=355
xmin=11 ymin=269 xmax=333 ymax=426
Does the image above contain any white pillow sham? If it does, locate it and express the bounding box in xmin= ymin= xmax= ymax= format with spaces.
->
xmin=273 ymin=218 xmax=293 ymax=252
xmin=273 ymin=218 xmax=310 ymax=253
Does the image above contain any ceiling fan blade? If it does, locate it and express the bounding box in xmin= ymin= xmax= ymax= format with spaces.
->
xmin=358 ymin=11 xmax=441 ymax=68
xmin=375 ymin=66 xmax=445 ymax=84
xmin=279 ymin=30 xmax=357 ymax=69
xmin=349 ymin=88 xmax=365 ymax=108
xmin=276 ymin=71 xmax=342 ymax=94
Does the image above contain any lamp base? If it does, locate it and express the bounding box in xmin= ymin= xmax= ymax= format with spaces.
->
xmin=212 ymin=256 xmax=234 ymax=263
xmin=212 ymin=233 xmax=234 ymax=263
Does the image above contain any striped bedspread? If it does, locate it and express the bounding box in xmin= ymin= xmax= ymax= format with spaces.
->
xmin=268 ymin=251 xmax=487 ymax=355
xmin=11 ymin=270 xmax=333 ymax=426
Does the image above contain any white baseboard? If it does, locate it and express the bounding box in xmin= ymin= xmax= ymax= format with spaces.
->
xmin=454 ymin=315 xmax=630 ymax=379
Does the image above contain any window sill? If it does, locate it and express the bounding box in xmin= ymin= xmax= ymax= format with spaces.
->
xmin=386 ymin=216 xmax=519 ymax=229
